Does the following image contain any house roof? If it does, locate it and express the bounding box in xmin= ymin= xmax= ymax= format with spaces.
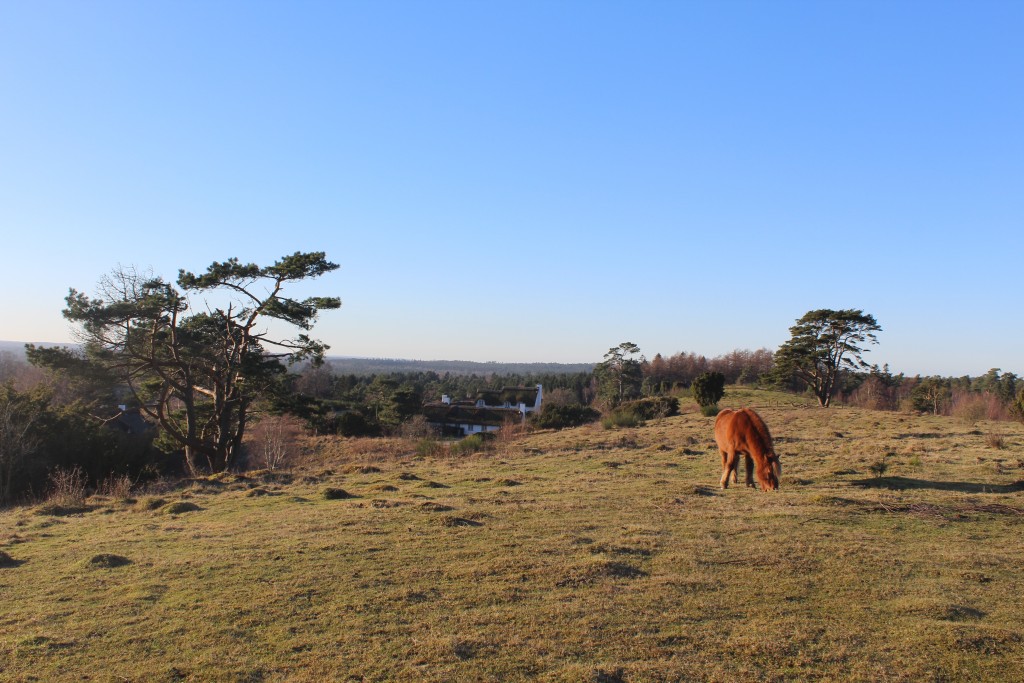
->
xmin=107 ymin=408 xmax=155 ymax=435
xmin=422 ymin=404 xmax=522 ymax=427
xmin=474 ymin=386 xmax=540 ymax=408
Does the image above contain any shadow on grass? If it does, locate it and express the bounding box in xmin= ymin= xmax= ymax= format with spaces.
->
xmin=852 ymin=476 xmax=1024 ymax=494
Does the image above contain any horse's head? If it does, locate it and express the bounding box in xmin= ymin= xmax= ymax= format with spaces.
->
xmin=759 ymin=453 xmax=781 ymax=491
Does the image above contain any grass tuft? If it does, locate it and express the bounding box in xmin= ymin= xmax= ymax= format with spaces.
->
xmin=322 ymin=487 xmax=355 ymax=500
xmin=84 ymin=554 xmax=132 ymax=569
xmin=161 ymin=501 xmax=201 ymax=514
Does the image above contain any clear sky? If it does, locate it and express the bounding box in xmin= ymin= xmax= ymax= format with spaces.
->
xmin=1 ymin=1 xmax=1021 ymax=377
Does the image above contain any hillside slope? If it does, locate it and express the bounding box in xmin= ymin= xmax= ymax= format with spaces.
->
xmin=3 ymin=390 xmax=1023 ymax=681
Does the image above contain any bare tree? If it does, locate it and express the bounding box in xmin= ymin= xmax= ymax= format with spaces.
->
xmin=246 ymin=414 xmax=308 ymax=470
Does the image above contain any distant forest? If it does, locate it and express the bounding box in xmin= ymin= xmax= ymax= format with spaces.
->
xmin=324 ymin=357 xmax=595 ymax=376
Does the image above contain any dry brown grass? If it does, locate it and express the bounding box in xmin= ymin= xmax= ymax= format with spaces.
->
xmin=1 ymin=388 xmax=1023 ymax=681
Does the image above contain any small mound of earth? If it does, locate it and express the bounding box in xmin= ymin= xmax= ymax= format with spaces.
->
xmin=34 ymin=504 xmax=90 ymax=517
xmin=421 ymin=481 xmax=449 ymax=489
xmin=420 ymin=502 xmax=455 ymax=512
xmin=162 ymin=501 xmax=202 ymax=514
xmin=497 ymin=479 xmax=521 ymax=487
xmin=397 ymin=473 xmax=421 ymax=481
xmin=86 ymin=553 xmax=132 ymax=569
xmin=322 ymin=488 xmax=356 ymax=500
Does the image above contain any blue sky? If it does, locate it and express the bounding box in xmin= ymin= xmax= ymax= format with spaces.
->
xmin=1 ymin=1 xmax=1021 ymax=376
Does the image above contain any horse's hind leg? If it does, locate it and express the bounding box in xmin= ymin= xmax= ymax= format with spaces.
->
xmin=744 ymin=454 xmax=755 ymax=487
xmin=720 ymin=450 xmax=737 ymax=489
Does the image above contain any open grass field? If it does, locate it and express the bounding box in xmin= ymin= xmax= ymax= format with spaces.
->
xmin=3 ymin=388 xmax=1024 ymax=682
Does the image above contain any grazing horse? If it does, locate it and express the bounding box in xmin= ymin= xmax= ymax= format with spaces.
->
xmin=714 ymin=408 xmax=781 ymax=491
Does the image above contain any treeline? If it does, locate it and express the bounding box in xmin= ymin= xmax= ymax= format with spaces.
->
xmin=643 ymin=348 xmax=775 ymax=392
xmin=324 ymin=357 xmax=595 ymax=376
xmin=841 ymin=366 xmax=1021 ymax=419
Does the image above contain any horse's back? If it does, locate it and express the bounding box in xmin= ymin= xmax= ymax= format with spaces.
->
xmin=714 ymin=407 xmax=770 ymax=453
xmin=738 ymin=408 xmax=773 ymax=451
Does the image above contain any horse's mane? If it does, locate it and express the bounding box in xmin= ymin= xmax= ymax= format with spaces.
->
xmin=740 ymin=408 xmax=775 ymax=456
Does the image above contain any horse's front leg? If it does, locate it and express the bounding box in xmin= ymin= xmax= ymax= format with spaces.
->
xmin=720 ymin=449 xmax=736 ymax=488
xmin=744 ymin=454 xmax=755 ymax=487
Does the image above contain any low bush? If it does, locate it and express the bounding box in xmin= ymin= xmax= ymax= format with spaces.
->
xmin=951 ymin=390 xmax=1010 ymax=422
xmin=450 ymin=434 xmax=488 ymax=456
xmin=602 ymin=409 xmax=642 ymax=430
xmin=692 ymin=372 xmax=725 ymax=408
xmin=629 ymin=396 xmax=680 ymax=420
xmin=599 ymin=397 xmax=680 ymax=430
xmin=986 ymin=434 xmax=1006 ymax=450
xmin=46 ymin=467 xmax=88 ymax=509
xmin=97 ymin=474 xmax=134 ymax=501
xmin=415 ymin=438 xmax=443 ymax=458
xmin=532 ymin=404 xmax=601 ymax=430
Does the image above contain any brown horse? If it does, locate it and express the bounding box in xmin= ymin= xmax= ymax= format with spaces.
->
xmin=714 ymin=408 xmax=781 ymax=491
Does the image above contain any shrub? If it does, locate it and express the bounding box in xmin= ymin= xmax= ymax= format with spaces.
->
xmin=97 ymin=473 xmax=134 ymax=501
xmin=700 ymin=404 xmax=721 ymax=417
xmin=532 ymin=404 xmax=601 ymax=430
xmin=246 ymin=414 xmax=309 ymax=470
xmin=450 ymin=434 xmax=488 ymax=456
xmin=46 ymin=466 xmax=88 ymax=509
xmin=601 ymin=409 xmax=642 ymax=430
xmin=692 ymin=372 xmax=725 ymax=408
xmin=333 ymin=411 xmax=379 ymax=437
xmin=950 ymin=390 xmax=1010 ymax=423
xmin=620 ymin=397 xmax=680 ymax=420
xmin=868 ymin=458 xmax=889 ymax=478
xmin=400 ymin=415 xmax=438 ymax=440
xmin=599 ymin=397 xmax=679 ymax=430
xmin=986 ymin=434 xmax=1006 ymax=450
xmin=1012 ymin=387 xmax=1024 ymax=423
xmin=415 ymin=437 xmax=443 ymax=457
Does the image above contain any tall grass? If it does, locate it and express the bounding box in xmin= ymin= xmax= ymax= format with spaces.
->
xmin=45 ymin=466 xmax=88 ymax=508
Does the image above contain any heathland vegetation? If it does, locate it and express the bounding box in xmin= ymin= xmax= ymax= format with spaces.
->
xmin=2 ymin=387 xmax=1023 ymax=680
xmin=2 ymin=256 xmax=1024 ymax=678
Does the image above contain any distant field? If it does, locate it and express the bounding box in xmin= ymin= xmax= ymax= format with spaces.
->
xmin=2 ymin=388 xmax=1023 ymax=681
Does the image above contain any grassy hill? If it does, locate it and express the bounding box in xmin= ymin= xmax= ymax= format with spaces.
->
xmin=2 ymin=388 xmax=1023 ymax=681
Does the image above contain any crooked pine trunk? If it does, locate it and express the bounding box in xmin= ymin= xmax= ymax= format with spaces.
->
xmin=183 ymin=445 xmax=203 ymax=477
